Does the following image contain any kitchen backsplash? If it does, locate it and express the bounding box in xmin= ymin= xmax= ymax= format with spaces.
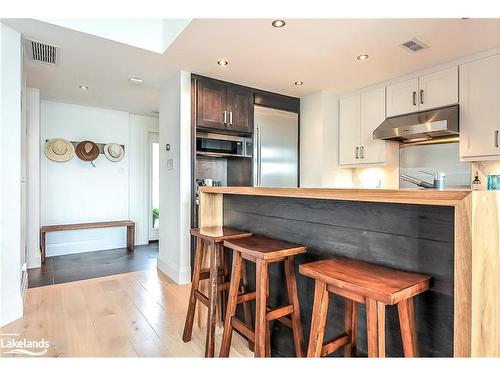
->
xmin=472 ymin=160 xmax=500 ymax=190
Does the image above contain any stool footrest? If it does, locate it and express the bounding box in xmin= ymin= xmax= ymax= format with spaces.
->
xmin=194 ymin=290 xmax=209 ymax=307
xmin=266 ymin=304 xmax=294 ymax=321
xmin=199 ymin=268 xmax=225 ymax=280
xmin=237 ymin=291 xmax=256 ymax=303
xmin=321 ymin=331 xmax=352 ymax=357
xmin=231 ymin=317 xmax=255 ymax=344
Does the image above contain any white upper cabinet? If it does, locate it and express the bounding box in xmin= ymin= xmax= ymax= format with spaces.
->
xmin=339 ymin=94 xmax=361 ymax=165
xmin=386 ymin=67 xmax=458 ymax=117
xmin=418 ymin=66 xmax=458 ymax=111
xmin=459 ymin=54 xmax=500 ymax=159
xmin=360 ymin=87 xmax=386 ymax=163
xmin=386 ymin=78 xmax=418 ymax=117
xmin=340 ymin=87 xmax=386 ymax=166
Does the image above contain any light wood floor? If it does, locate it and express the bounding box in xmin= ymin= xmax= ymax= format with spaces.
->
xmin=0 ymin=269 xmax=253 ymax=357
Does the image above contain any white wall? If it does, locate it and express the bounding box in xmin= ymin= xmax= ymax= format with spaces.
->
xmin=300 ymin=90 xmax=352 ymax=188
xmin=157 ymin=71 xmax=191 ymax=285
xmin=0 ymin=23 xmax=23 ymax=326
xmin=40 ymin=101 xmax=158 ymax=257
xmin=300 ymin=89 xmax=399 ymax=189
xmin=27 ymin=88 xmax=41 ymax=268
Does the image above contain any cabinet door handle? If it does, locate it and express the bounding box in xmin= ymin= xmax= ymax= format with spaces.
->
xmin=495 ymin=130 xmax=499 ymax=148
xmin=360 ymin=146 xmax=365 ymax=159
xmin=355 ymin=146 xmax=359 ymax=159
xmin=223 ymin=111 xmax=227 ymax=124
xmin=420 ymin=89 xmax=424 ymax=105
xmin=229 ymin=111 xmax=233 ymax=125
xmin=412 ymin=91 xmax=417 ymax=106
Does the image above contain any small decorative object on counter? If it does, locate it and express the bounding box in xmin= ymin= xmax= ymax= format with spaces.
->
xmin=487 ymin=175 xmax=500 ymax=190
xmin=435 ymin=172 xmax=446 ymax=190
xmin=44 ymin=138 xmax=75 ymax=162
xmin=104 ymin=143 xmax=125 ymax=162
xmin=472 ymin=172 xmax=482 ymax=191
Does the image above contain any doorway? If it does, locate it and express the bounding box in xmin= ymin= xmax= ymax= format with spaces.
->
xmin=149 ymin=132 xmax=160 ymax=241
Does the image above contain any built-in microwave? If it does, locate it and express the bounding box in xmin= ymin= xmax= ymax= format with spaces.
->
xmin=196 ymin=132 xmax=252 ymax=158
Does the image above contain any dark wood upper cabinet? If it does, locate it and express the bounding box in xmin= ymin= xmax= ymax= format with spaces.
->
xmin=226 ymin=85 xmax=253 ymax=133
xmin=196 ymin=78 xmax=227 ymax=130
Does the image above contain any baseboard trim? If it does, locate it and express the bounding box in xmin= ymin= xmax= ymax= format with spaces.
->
xmin=157 ymin=257 xmax=191 ymax=285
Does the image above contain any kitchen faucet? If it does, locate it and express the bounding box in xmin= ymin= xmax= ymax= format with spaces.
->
xmin=401 ymin=171 xmax=446 ymax=190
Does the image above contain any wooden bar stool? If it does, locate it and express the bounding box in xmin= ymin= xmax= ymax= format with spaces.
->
xmin=183 ymin=226 xmax=253 ymax=357
xmin=219 ymin=235 xmax=307 ymax=358
xmin=299 ymin=257 xmax=431 ymax=358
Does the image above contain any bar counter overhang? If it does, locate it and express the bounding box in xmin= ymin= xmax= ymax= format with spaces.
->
xmin=197 ymin=187 xmax=499 ymax=357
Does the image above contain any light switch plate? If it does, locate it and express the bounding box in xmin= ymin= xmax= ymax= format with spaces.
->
xmin=167 ymin=158 xmax=174 ymax=170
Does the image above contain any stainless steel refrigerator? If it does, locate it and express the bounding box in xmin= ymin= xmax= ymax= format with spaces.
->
xmin=253 ymin=105 xmax=299 ymax=187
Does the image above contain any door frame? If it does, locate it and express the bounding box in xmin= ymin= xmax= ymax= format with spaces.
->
xmin=148 ymin=132 xmax=160 ymax=241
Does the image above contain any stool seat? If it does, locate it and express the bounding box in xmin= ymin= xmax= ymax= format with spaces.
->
xmin=224 ymin=235 xmax=306 ymax=260
xmin=299 ymin=257 xmax=431 ymax=305
xmin=190 ymin=226 xmax=252 ymax=243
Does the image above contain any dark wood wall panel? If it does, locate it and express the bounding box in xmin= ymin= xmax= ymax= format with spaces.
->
xmin=223 ymin=195 xmax=454 ymax=357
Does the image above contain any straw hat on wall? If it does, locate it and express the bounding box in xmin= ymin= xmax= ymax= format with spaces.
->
xmin=44 ymin=138 xmax=75 ymax=162
xmin=75 ymin=140 xmax=100 ymax=162
xmin=104 ymin=143 xmax=125 ymax=162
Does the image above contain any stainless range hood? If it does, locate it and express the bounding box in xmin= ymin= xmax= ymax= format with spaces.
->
xmin=373 ymin=104 xmax=459 ymax=143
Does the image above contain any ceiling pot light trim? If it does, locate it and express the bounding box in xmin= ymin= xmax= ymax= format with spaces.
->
xmin=217 ymin=59 xmax=229 ymax=66
xmin=79 ymin=85 xmax=89 ymax=90
xmin=294 ymin=81 xmax=304 ymax=86
xmin=356 ymin=54 xmax=369 ymax=61
xmin=272 ymin=20 xmax=286 ymax=28
xmin=129 ymin=77 xmax=144 ymax=84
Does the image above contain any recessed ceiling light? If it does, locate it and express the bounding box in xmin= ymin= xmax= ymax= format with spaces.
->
xmin=294 ymin=81 xmax=304 ymax=86
xmin=272 ymin=20 xmax=286 ymax=28
xmin=79 ymin=85 xmax=88 ymax=90
xmin=217 ymin=59 xmax=229 ymax=66
xmin=129 ymin=77 xmax=143 ymax=84
xmin=356 ymin=54 xmax=369 ymax=61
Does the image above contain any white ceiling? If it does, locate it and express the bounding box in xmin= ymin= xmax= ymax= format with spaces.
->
xmin=3 ymin=18 xmax=500 ymax=115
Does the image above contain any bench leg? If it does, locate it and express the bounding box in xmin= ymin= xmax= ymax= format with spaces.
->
xmin=219 ymin=250 xmax=243 ymax=357
xmin=40 ymin=231 xmax=46 ymax=264
xmin=182 ymin=237 xmax=204 ymax=342
xmin=366 ymin=298 xmax=386 ymax=358
xmin=398 ymin=298 xmax=419 ymax=357
xmin=306 ymin=280 xmax=329 ymax=357
xmin=344 ymin=299 xmax=358 ymax=357
xmin=127 ymin=224 xmax=135 ymax=252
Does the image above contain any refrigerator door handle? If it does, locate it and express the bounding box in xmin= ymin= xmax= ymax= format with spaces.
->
xmin=257 ymin=125 xmax=262 ymax=186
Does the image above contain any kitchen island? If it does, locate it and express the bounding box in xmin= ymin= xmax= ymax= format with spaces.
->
xmin=198 ymin=187 xmax=499 ymax=357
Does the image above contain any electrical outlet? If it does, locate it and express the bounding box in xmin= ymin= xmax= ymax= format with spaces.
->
xmin=167 ymin=158 xmax=174 ymax=170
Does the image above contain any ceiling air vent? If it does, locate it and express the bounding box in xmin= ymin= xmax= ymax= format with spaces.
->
xmin=400 ymin=38 xmax=428 ymax=53
xmin=27 ymin=39 xmax=58 ymax=65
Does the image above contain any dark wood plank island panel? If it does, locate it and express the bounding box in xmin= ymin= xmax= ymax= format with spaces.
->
xmin=197 ymin=187 xmax=500 ymax=357
xmin=224 ymin=195 xmax=454 ymax=357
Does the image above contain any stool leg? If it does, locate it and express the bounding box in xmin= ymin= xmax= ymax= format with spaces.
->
xmin=366 ymin=299 xmax=386 ymax=358
xmin=219 ymin=250 xmax=243 ymax=357
xmin=284 ymin=256 xmax=305 ymax=357
xmin=240 ymin=260 xmax=254 ymax=351
xmin=397 ymin=298 xmax=419 ymax=357
xmin=255 ymin=258 xmax=269 ymax=357
xmin=220 ymin=247 xmax=229 ymax=322
xmin=343 ymin=299 xmax=358 ymax=357
xmin=306 ymin=280 xmax=329 ymax=357
xmin=182 ymin=237 xmax=204 ymax=342
xmin=205 ymin=242 xmax=219 ymax=357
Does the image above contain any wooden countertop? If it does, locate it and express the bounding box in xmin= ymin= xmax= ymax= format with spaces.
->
xmin=199 ymin=187 xmax=472 ymax=206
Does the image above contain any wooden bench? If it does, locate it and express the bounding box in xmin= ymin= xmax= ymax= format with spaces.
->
xmin=40 ymin=220 xmax=135 ymax=264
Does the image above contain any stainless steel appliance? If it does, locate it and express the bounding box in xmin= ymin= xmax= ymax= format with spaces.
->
xmin=196 ymin=132 xmax=252 ymax=158
xmin=253 ymin=106 xmax=299 ymax=187
xmin=373 ymin=105 xmax=459 ymax=143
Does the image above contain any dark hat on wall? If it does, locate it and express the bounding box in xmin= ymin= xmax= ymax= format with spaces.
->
xmin=75 ymin=140 xmax=100 ymax=162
